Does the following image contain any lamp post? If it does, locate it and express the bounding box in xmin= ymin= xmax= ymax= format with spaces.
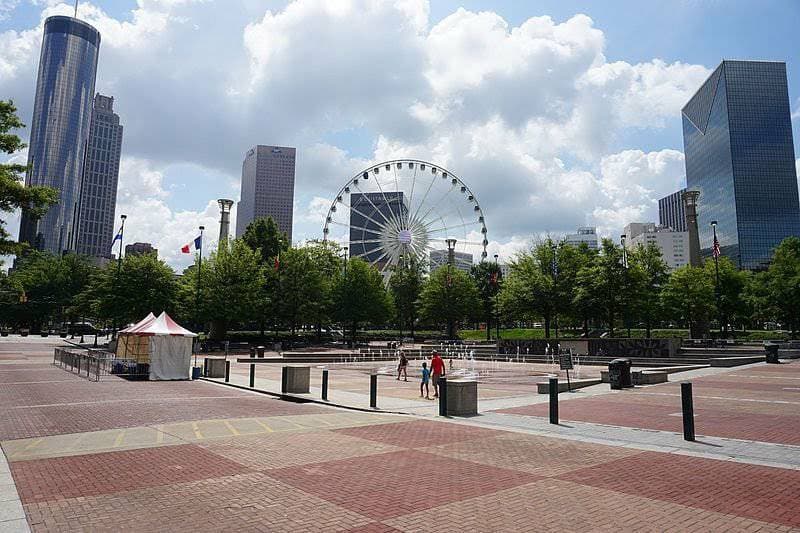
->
xmin=112 ymin=214 xmax=127 ymax=340
xmin=621 ymin=234 xmax=630 ymax=338
xmin=445 ymin=239 xmax=457 ymax=339
xmin=341 ymin=249 xmax=348 ymax=346
xmin=398 ymin=253 xmax=404 ymax=341
xmin=493 ymin=253 xmax=500 ymax=341
xmin=711 ymin=220 xmax=723 ymax=335
xmin=196 ymin=225 xmax=205 ymax=333
xmin=551 ymin=240 xmax=558 ymax=339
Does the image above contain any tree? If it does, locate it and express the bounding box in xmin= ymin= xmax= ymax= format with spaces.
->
xmin=470 ymin=260 xmax=502 ymax=340
xmin=332 ymin=257 xmax=392 ymax=345
xmin=419 ymin=265 xmax=479 ymax=338
xmin=241 ymin=217 xmax=288 ymax=265
xmin=661 ymin=265 xmax=715 ymax=339
xmin=82 ymin=253 xmax=178 ymax=328
xmin=743 ymin=271 xmax=773 ymax=330
xmin=764 ymin=236 xmax=800 ymax=335
xmin=705 ymin=256 xmax=750 ymax=333
xmin=573 ymin=239 xmax=627 ymax=336
xmin=196 ymin=239 xmax=264 ymax=339
xmin=10 ymin=252 xmax=94 ymax=331
xmin=0 ymin=100 xmax=58 ymax=255
xmin=628 ymin=243 xmax=669 ymax=338
xmin=498 ymin=250 xmax=555 ymax=337
xmin=275 ymin=246 xmax=328 ymax=337
xmin=304 ymin=240 xmax=342 ymax=340
xmin=389 ymin=257 xmax=424 ymax=338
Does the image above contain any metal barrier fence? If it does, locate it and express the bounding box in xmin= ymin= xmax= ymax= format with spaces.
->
xmin=53 ymin=347 xmax=149 ymax=381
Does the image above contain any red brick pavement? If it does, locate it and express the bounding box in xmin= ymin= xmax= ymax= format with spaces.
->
xmin=0 ymin=395 xmax=328 ymax=440
xmin=345 ymin=524 xmax=403 ymax=533
xmin=11 ymin=444 xmax=249 ymax=504
xmin=334 ymin=419 xmax=500 ymax=448
xmin=558 ymin=451 xmax=800 ymax=528
xmin=266 ymin=449 xmax=540 ymax=520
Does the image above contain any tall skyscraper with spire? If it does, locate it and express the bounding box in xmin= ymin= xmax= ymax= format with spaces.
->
xmin=75 ymin=94 xmax=123 ymax=258
xmin=18 ymin=15 xmax=100 ymax=255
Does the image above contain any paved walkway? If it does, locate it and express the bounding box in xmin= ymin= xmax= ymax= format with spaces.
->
xmin=1 ymin=338 xmax=799 ymax=531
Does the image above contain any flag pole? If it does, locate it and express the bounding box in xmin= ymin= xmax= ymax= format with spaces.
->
xmin=196 ymin=226 xmax=204 ymax=334
xmin=112 ymin=214 xmax=127 ymax=341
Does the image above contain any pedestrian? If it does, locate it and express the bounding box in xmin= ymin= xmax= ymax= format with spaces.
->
xmin=397 ymin=351 xmax=408 ymax=381
xmin=420 ymin=361 xmax=431 ymax=399
xmin=430 ymin=351 xmax=446 ymax=398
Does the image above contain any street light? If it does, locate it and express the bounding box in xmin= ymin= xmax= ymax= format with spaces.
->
xmin=112 ymin=214 xmax=127 ymax=341
xmin=711 ymin=220 xmax=723 ymax=335
xmin=445 ymin=239 xmax=457 ymax=339
xmin=620 ymin=234 xmax=630 ymax=337
xmin=196 ymin=225 xmax=205 ymax=333
xmin=446 ymin=238 xmax=457 ymax=266
xmin=493 ymin=253 xmax=500 ymax=341
xmin=550 ymin=240 xmax=558 ymax=339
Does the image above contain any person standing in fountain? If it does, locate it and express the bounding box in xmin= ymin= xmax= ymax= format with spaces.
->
xmin=420 ymin=362 xmax=431 ymax=399
xmin=431 ymin=352 xmax=446 ymax=398
xmin=397 ymin=351 xmax=408 ymax=381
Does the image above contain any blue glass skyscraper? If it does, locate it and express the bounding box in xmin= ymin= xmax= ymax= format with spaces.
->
xmin=18 ymin=16 xmax=100 ymax=255
xmin=682 ymin=60 xmax=800 ymax=270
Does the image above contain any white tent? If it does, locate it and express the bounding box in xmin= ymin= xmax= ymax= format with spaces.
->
xmin=121 ymin=312 xmax=197 ymax=380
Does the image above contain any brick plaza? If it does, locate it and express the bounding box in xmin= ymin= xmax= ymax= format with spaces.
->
xmin=1 ymin=338 xmax=799 ymax=532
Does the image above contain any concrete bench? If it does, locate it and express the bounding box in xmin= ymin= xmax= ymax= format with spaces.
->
xmin=633 ymin=370 xmax=668 ymax=385
xmin=537 ymin=378 xmax=602 ymax=394
xmin=282 ymin=366 xmax=310 ymax=394
xmin=445 ymin=380 xmax=477 ymax=416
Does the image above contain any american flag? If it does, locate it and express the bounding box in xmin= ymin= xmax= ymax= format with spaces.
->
xmin=712 ymin=234 xmax=721 ymax=259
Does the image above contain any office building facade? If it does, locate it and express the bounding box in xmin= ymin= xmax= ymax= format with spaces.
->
xmin=18 ymin=16 xmax=100 ymax=254
xmin=429 ymin=249 xmax=473 ymax=273
xmin=125 ymin=242 xmax=156 ymax=257
xmin=624 ymin=222 xmax=689 ymax=271
xmin=348 ymin=191 xmax=407 ymax=268
xmin=682 ymin=60 xmax=800 ymax=270
xmin=564 ymin=226 xmax=599 ymax=250
xmin=235 ymin=145 xmax=296 ymax=242
xmin=75 ymin=94 xmax=123 ymax=258
xmin=658 ymin=188 xmax=687 ymax=232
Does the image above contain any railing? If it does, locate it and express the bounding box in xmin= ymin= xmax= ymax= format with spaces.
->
xmin=53 ymin=347 xmax=149 ymax=381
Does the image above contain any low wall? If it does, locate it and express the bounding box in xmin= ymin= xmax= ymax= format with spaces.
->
xmin=499 ymin=338 xmax=681 ymax=359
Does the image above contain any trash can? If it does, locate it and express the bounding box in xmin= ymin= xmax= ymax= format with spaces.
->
xmin=608 ymin=358 xmax=628 ymax=390
xmin=191 ymin=366 xmax=202 ymax=380
xmin=249 ymin=346 xmax=256 ymax=358
xmin=765 ymin=342 xmax=780 ymax=364
xmin=257 ymin=346 xmax=266 ymax=358
xmin=620 ymin=358 xmax=633 ymax=388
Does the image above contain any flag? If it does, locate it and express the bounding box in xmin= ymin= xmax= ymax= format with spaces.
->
xmin=712 ymin=234 xmax=721 ymax=259
xmin=110 ymin=228 xmax=122 ymax=252
xmin=274 ymin=256 xmax=280 ymax=271
xmin=194 ymin=235 xmax=202 ymax=250
xmin=181 ymin=244 xmax=191 ymax=254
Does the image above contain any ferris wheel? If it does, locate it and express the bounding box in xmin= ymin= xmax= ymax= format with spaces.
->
xmin=322 ymin=159 xmax=488 ymax=275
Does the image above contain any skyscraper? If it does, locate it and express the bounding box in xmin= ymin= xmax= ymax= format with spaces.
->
xmin=349 ymin=191 xmax=407 ymax=268
xmin=235 ymin=145 xmax=296 ymax=241
xmin=658 ymin=188 xmax=687 ymax=232
xmin=76 ymin=94 xmax=123 ymax=259
xmin=682 ymin=60 xmax=800 ymax=270
xmin=18 ymin=16 xmax=100 ymax=255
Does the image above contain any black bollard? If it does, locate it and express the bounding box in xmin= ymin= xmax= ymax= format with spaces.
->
xmin=203 ymin=357 xmax=209 ymax=377
xmin=438 ymin=376 xmax=448 ymax=416
xmin=249 ymin=363 xmax=255 ymax=388
xmin=322 ymin=369 xmax=329 ymax=401
xmin=681 ymin=382 xmax=695 ymax=441
xmin=224 ymin=360 xmax=230 ymax=383
xmin=370 ymin=373 xmax=377 ymax=408
xmin=281 ymin=366 xmax=288 ymax=394
xmin=549 ymin=377 xmax=559 ymax=425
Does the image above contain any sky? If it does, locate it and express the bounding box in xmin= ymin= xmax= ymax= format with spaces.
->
xmin=1 ymin=0 xmax=799 ymax=270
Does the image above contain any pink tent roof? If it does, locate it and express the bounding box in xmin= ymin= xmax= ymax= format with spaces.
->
xmin=119 ymin=312 xmax=156 ymax=334
xmin=129 ymin=312 xmax=197 ymax=337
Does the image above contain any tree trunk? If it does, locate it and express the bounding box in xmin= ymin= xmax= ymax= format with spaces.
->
xmin=486 ymin=316 xmax=491 ymax=341
xmin=608 ymin=313 xmax=615 ymax=337
xmin=259 ymin=320 xmax=265 ymax=340
xmin=544 ymin=315 xmax=551 ymax=338
xmin=582 ymin=317 xmax=589 ymax=338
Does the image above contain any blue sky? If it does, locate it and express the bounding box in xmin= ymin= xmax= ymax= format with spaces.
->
xmin=1 ymin=0 xmax=798 ymax=268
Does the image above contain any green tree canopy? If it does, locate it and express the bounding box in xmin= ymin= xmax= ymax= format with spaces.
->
xmin=470 ymin=260 xmax=502 ymax=340
xmin=627 ymin=243 xmax=670 ymax=337
xmin=389 ymin=257 xmax=424 ymax=337
xmin=419 ymin=264 xmax=479 ymax=338
xmin=80 ymin=253 xmax=177 ymax=328
xmin=573 ymin=239 xmax=627 ymax=335
xmin=705 ymin=256 xmax=751 ymax=332
xmin=661 ymin=264 xmax=715 ymax=338
xmin=764 ymin=236 xmax=800 ymax=334
xmin=241 ymin=216 xmax=288 ymax=265
xmin=0 ymin=100 xmax=58 ymax=256
xmin=332 ymin=257 xmax=392 ymax=343
xmin=276 ymin=246 xmax=327 ymax=336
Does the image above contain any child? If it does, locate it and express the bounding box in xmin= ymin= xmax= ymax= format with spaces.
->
xmin=420 ymin=361 xmax=431 ymax=399
xmin=397 ymin=351 xmax=408 ymax=381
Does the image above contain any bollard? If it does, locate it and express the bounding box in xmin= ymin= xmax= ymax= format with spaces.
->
xmin=681 ymin=382 xmax=695 ymax=441
xmin=281 ymin=366 xmax=288 ymax=394
xmin=549 ymin=377 xmax=559 ymax=424
xmin=203 ymin=357 xmax=209 ymax=377
xmin=322 ymin=369 xmax=329 ymax=401
xmin=249 ymin=363 xmax=255 ymax=388
xmin=370 ymin=373 xmax=377 ymax=408
xmin=438 ymin=376 xmax=448 ymax=416
xmin=224 ymin=360 xmax=231 ymax=383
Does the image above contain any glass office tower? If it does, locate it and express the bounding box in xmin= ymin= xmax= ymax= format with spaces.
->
xmin=682 ymin=60 xmax=800 ymax=270
xmin=18 ymin=16 xmax=100 ymax=254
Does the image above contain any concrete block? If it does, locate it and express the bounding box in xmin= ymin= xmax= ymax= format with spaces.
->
xmin=537 ymin=378 xmax=602 ymax=394
xmin=206 ymin=358 xmax=226 ymax=378
xmin=446 ymin=380 xmax=477 ymax=416
xmin=633 ymin=370 xmax=668 ymax=385
xmin=284 ymin=366 xmax=310 ymax=394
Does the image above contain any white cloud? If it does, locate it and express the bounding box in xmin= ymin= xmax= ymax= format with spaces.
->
xmin=0 ymin=2 xmax=713 ymax=268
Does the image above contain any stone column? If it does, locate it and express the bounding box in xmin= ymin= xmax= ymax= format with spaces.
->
xmin=682 ymin=190 xmax=702 ymax=268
